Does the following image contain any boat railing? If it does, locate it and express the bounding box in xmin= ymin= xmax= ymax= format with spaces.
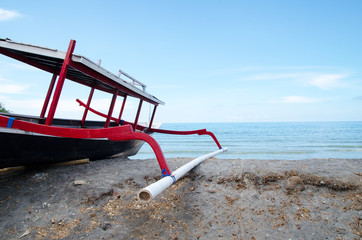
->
xmin=118 ymin=69 xmax=147 ymax=91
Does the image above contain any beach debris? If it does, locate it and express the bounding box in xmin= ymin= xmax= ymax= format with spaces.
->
xmin=84 ymin=188 xmax=114 ymax=205
xmin=42 ymin=202 xmax=51 ymax=208
xmin=350 ymin=194 xmax=362 ymax=211
xmin=286 ymin=176 xmax=304 ymax=191
xmin=100 ymin=222 xmax=112 ymax=231
xmin=19 ymin=229 xmax=30 ymax=238
xmin=295 ymin=207 xmax=311 ymax=220
xmin=225 ymin=195 xmax=238 ymax=205
xmin=73 ymin=180 xmax=87 ymax=185
xmin=31 ymin=173 xmax=48 ymax=181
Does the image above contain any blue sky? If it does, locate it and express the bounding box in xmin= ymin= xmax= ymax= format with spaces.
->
xmin=0 ymin=0 xmax=361 ymax=123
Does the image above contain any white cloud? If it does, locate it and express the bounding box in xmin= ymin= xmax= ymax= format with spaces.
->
xmin=0 ymin=8 xmax=21 ymax=22
xmin=153 ymin=84 xmax=184 ymax=89
xmin=308 ymin=73 xmax=347 ymax=90
xmin=4 ymin=98 xmax=43 ymax=115
xmin=233 ymin=66 xmax=350 ymax=90
xmin=0 ymin=75 xmax=7 ymax=82
xmin=9 ymin=62 xmax=37 ymax=71
xmin=211 ymin=65 xmax=329 ymax=76
xmin=246 ymin=72 xmax=306 ymax=81
xmin=0 ymin=61 xmax=37 ymax=71
xmin=0 ymin=84 xmax=29 ymax=94
xmin=244 ymin=71 xmax=348 ymax=90
xmin=279 ymin=96 xmax=327 ymax=103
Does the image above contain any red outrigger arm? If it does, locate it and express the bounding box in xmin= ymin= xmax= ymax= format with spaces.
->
xmin=76 ymin=99 xmax=222 ymax=149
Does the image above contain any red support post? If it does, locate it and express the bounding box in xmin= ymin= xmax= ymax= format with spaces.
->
xmin=81 ymin=87 xmax=95 ymax=126
xmin=117 ymin=95 xmax=127 ymax=125
xmin=148 ymin=105 xmax=157 ymax=131
xmin=134 ymin=99 xmax=143 ymax=130
xmin=104 ymin=89 xmax=118 ymax=128
xmin=40 ymin=72 xmax=57 ymax=118
xmin=45 ymin=40 xmax=76 ymax=125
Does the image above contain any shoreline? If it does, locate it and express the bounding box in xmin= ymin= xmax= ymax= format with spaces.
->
xmin=0 ymin=157 xmax=361 ymax=239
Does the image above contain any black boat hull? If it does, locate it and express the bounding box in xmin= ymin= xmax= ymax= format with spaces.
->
xmin=0 ymin=131 xmax=145 ymax=168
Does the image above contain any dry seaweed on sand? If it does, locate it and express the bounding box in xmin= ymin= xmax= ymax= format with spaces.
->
xmin=0 ymin=158 xmax=361 ymax=239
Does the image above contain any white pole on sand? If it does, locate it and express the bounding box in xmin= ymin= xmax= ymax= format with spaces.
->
xmin=138 ymin=148 xmax=228 ymax=202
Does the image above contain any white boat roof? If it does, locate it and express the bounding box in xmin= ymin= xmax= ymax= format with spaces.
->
xmin=0 ymin=38 xmax=164 ymax=105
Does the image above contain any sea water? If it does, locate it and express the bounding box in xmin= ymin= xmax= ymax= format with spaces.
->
xmin=131 ymin=122 xmax=362 ymax=160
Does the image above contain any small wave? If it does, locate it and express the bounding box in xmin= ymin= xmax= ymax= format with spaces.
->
xmin=138 ymin=122 xmax=362 ymax=159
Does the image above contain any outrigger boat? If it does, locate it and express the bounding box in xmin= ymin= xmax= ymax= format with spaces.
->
xmin=0 ymin=39 xmax=226 ymax=200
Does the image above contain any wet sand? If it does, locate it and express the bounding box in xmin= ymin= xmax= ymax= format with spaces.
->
xmin=0 ymin=157 xmax=361 ymax=239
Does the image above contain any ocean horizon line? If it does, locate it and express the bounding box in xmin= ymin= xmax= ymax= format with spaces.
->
xmin=161 ymin=120 xmax=362 ymax=125
xmin=135 ymin=121 xmax=362 ymax=160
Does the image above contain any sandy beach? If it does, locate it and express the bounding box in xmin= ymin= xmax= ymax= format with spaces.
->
xmin=0 ymin=157 xmax=361 ymax=239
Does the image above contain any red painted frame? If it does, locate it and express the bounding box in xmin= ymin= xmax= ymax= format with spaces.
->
xmin=117 ymin=95 xmax=127 ymax=125
xmin=0 ymin=114 xmax=171 ymax=175
xmin=134 ymin=99 xmax=143 ymax=130
xmin=0 ymin=38 xmax=224 ymax=177
xmin=81 ymin=87 xmax=95 ymax=126
xmin=148 ymin=105 xmax=157 ymax=131
xmin=40 ymin=73 xmax=57 ymax=118
xmin=105 ymin=89 xmax=118 ymax=128
xmin=76 ymin=99 xmax=222 ymax=149
xmin=46 ymin=40 xmax=76 ymax=125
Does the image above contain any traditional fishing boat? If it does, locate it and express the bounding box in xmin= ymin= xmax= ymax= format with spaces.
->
xmin=0 ymin=39 xmax=226 ymax=186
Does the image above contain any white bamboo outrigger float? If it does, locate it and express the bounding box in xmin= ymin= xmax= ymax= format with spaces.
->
xmin=138 ymin=148 xmax=228 ymax=202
